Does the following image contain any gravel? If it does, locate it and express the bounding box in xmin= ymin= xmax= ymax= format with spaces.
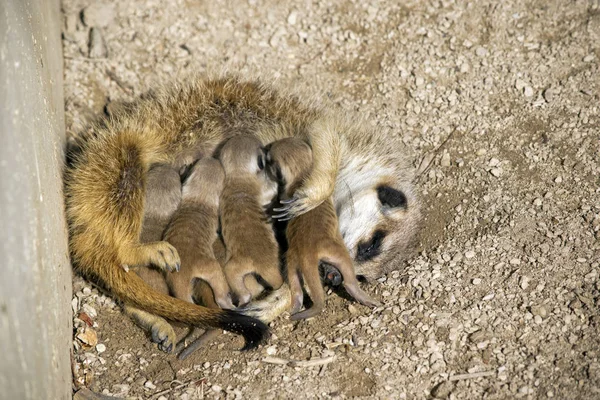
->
xmin=64 ymin=0 xmax=600 ymax=398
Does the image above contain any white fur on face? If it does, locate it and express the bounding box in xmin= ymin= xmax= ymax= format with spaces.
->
xmin=337 ymin=190 xmax=380 ymax=258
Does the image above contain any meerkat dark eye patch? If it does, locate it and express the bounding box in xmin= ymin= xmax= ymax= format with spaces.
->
xmin=355 ymin=230 xmax=387 ymax=262
xmin=377 ymin=185 xmax=407 ymax=209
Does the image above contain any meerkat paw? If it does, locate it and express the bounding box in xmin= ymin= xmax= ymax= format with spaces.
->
xmin=150 ymin=319 xmax=177 ymax=353
xmin=272 ymin=191 xmax=321 ymax=220
xmin=140 ymin=241 xmax=181 ymax=273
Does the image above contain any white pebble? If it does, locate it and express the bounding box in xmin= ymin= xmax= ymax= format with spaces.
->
xmin=96 ymin=343 xmax=106 ymax=353
xmin=212 ymin=385 xmax=222 ymax=392
xmin=524 ymin=86 xmax=534 ymax=97
xmin=472 ymin=278 xmax=482 ymax=285
xmin=144 ymin=380 xmax=156 ymax=390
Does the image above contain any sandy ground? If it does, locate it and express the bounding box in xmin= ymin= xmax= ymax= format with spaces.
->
xmin=63 ymin=0 xmax=600 ymax=398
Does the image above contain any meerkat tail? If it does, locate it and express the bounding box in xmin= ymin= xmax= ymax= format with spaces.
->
xmin=108 ymin=265 xmax=268 ymax=350
xmin=237 ymin=284 xmax=292 ymax=323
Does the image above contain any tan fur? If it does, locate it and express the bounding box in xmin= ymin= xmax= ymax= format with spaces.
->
xmin=163 ymin=159 xmax=233 ymax=309
xmin=266 ymin=138 xmax=379 ymax=320
xmin=125 ymin=164 xmax=181 ymax=352
xmin=65 ymin=75 xmax=420 ymax=347
xmin=218 ymin=136 xmax=281 ymax=306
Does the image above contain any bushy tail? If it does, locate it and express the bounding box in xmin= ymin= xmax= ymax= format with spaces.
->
xmin=105 ymin=263 xmax=269 ymax=350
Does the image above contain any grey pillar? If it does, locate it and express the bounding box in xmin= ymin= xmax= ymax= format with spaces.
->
xmin=0 ymin=0 xmax=72 ymax=399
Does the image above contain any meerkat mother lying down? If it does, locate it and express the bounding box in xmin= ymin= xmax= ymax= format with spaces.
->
xmin=65 ymin=75 xmax=420 ymax=349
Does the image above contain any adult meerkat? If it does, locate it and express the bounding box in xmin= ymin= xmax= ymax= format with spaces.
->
xmin=266 ymin=138 xmax=379 ymax=319
xmin=217 ymin=135 xmax=281 ymax=307
xmin=65 ymin=75 xmax=420 ymax=348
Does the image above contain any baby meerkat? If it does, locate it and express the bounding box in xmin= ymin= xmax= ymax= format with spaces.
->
xmin=267 ymin=138 xmax=379 ymax=320
xmin=125 ymin=164 xmax=181 ymax=352
xmin=163 ymin=158 xmax=234 ymax=310
xmin=218 ymin=135 xmax=281 ymax=307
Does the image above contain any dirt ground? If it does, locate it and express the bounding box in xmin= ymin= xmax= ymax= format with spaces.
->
xmin=63 ymin=0 xmax=600 ymax=398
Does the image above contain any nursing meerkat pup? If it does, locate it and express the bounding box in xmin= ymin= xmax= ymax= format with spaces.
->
xmin=163 ymin=158 xmax=234 ymax=309
xmin=266 ymin=138 xmax=379 ymax=319
xmin=65 ymin=75 xmax=420 ymax=349
xmin=218 ymin=135 xmax=281 ymax=307
xmin=125 ymin=164 xmax=181 ymax=352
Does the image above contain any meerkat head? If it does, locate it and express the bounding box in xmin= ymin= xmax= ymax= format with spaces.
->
xmin=218 ymin=135 xmax=277 ymax=206
xmin=180 ymin=158 xmax=225 ymax=207
xmin=336 ymin=171 xmax=421 ymax=280
xmin=264 ymin=138 xmax=313 ymax=199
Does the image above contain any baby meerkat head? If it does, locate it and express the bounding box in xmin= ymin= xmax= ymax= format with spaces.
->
xmin=337 ymin=178 xmax=421 ymax=280
xmin=218 ymin=135 xmax=268 ymax=175
xmin=264 ymin=138 xmax=313 ymax=199
xmin=218 ymin=135 xmax=277 ymax=206
xmin=180 ymin=158 xmax=225 ymax=206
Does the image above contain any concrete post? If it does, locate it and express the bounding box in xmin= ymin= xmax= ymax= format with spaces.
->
xmin=0 ymin=0 xmax=72 ymax=399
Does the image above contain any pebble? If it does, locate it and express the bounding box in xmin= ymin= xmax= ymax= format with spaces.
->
xmin=266 ymin=346 xmax=277 ymax=355
xmin=465 ymin=250 xmax=475 ymax=259
xmin=96 ymin=343 xmax=106 ymax=353
xmin=530 ymin=305 xmax=547 ymax=318
xmin=144 ymin=380 xmax=156 ymax=390
xmin=88 ymin=27 xmax=108 ymax=58
xmin=431 ymin=381 xmax=454 ymax=398
xmin=524 ymin=86 xmax=534 ymax=97
xmin=555 ymin=176 xmax=563 ymax=183
xmin=82 ymin=3 xmax=116 ymax=27
xmin=472 ymin=278 xmax=482 ymax=285
xmin=520 ymin=276 xmax=530 ymax=290
xmin=490 ymin=167 xmax=503 ymax=177
xmin=440 ymin=151 xmax=451 ymax=167
xmin=287 ymin=11 xmax=298 ymax=25
xmin=212 ymin=385 xmax=222 ymax=392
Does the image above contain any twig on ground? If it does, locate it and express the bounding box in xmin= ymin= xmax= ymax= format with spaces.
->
xmin=449 ymin=370 xmax=495 ymax=381
xmin=262 ymin=356 xmax=336 ymax=368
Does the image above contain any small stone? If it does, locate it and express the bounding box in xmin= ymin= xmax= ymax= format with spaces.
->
xmin=490 ymin=168 xmax=503 ymax=177
xmin=534 ymin=315 xmax=543 ymax=324
xmin=96 ymin=343 xmax=106 ymax=353
xmin=488 ymin=158 xmax=500 ymax=167
xmin=475 ymin=46 xmax=488 ymax=57
xmin=266 ymin=346 xmax=277 ymax=355
xmin=144 ymin=380 xmax=156 ymax=390
xmin=88 ymin=27 xmax=108 ymax=58
xmin=348 ymin=304 xmax=359 ymax=314
xmin=472 ymin=278 xmax=482 ymax=285
xmin=287 ymin=11 xmax=298 ymax=25
xmin=584 ymin=54 xmax=595 ymax=62
xmin=520 ymin=276 xmax=530 ymax=290
xmin=82 ymin=3 xmax=116 ymax=27
xmin=440 ymin=151 xmax=451 ymax=167
xmin=431 ymin=381 xmax=454 ymax=398
xmin=76 ymin=327 xmax=98 ymax=347
xmin=543 ymin=87 xmax=556 ymax=103
xmin=530 ymin=305 xmax=547 ymax=318
xmin=212 ymin=385 xmax=222 ymax=393
xmin=533 ymin=198 xmax=542 ymax=206
xmin=465 ymin=250 xmax=475 ymax=259
xmin=515 ymin=79 xmax=527 ymax=90
xmin=555 ymin=176 xmax=563 ymax=184
xmin=509 ymin=258 xmax=521 ymax=265
xmin=524 ymin=86 xmax=534 ymax=97
xmin=82 ymin=287 xmax=92 ymax=296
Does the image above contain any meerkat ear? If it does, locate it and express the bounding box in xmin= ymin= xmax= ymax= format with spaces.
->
xmin=377 ymin=185 xmax=407 ymax=209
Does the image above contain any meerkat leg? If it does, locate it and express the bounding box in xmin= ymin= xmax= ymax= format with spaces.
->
xmin=273 ymin=119 xmax=340 ymax=219
xmin=288 ymin=253 xmax=327 ymax=321
xmin=124 ymin=306 xmax=177 ymax=353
